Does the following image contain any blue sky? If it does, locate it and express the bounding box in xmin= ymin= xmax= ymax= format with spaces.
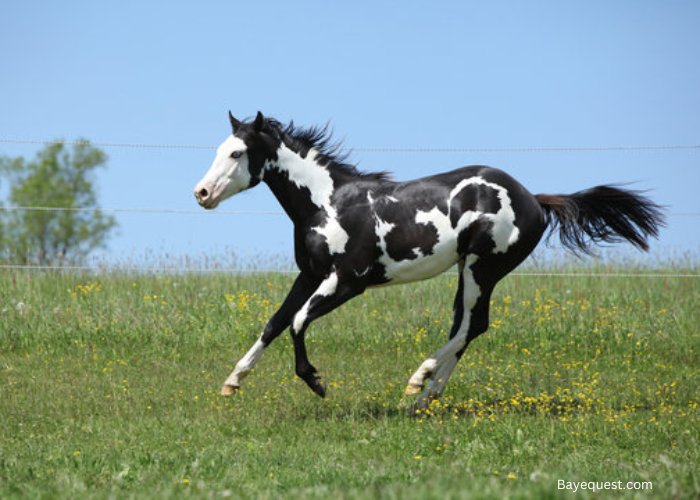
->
xmin=1 ymin=1 xmax=699 ymax=267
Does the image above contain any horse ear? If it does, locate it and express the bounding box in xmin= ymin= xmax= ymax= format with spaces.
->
xmin=229 ymin=111 xmax=242 ymax=132
xmin=252 ymin=111 xmax=265 ymax=132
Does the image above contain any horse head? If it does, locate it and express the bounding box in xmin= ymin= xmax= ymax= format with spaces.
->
xmin=194 ymin=111 xmax=277 ymax=209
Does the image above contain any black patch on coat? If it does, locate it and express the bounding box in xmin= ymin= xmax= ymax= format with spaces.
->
xmin=457 ymin=218 xmax=497 ymax=256
xmin=383 ymin=222 xmax=439 ymax=261
xmin=449 ymin=183 xmax=502 ymax=228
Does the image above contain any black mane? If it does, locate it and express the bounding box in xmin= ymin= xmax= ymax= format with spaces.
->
xmin=264 ymin=118 xmax=392 ymax=181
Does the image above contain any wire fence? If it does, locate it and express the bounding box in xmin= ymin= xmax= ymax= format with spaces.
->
xmin=0 ymin=263 xmax=697 ymax=278
xmin=0 ymin=206 xmax=696 ymax=277
xmin=0 ymin=206 xmax=287 ymax=216
xmin=1 ymin=136 xmax=698 ymax=276
xmin=2 ymin=137 xmax=700 ymax=153
xmin=0 ymin=205 xmax=698 ymax=217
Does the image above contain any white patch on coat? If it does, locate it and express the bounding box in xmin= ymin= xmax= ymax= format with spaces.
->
xmin=377 ymin=176 xmax=519 ymax=284
xmin=195 ymin=135 xmax=251 ymax=208
xmin=368 ymin=191 xmax=399 ymax=207
xmin=271 ymin=144 xmax=349 ymax=254
xmin=354 ymin=266 xmax=371 ymax=277
xmin=448 ymin=177 xmax=520 ymax=253
xmin=292 ymin=272 xmax=339 ymax=333
xmin=375 ymin=205 xmax=458 ymax=284
xmin=315 ymin=206 xmax=349 ymax=254
xmin=274 ymin=145 xmax=333 ymax=206
xmin=373 ymin=213 xmax=396 ymax=272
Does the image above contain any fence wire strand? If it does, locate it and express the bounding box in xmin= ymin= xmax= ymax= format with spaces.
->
xmin=0 ymin=205 xmax=286 ymax=216
xmin=2 ymin=137 xmax=700 ymax=153
xmin=0 ymin=205 xmax=696 ymax=217
xmin=0 ymin=263 xmax=697 ymax=278
xmin=2 ymin=136 xmax=697 ymax=276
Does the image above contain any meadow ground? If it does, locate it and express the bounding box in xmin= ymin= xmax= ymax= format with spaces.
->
xmin=0 ymin=261 xmax=698 ymax=499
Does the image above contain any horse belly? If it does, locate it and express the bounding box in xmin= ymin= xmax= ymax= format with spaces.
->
xmin=378 ymin=234 xmax=460 ymax=285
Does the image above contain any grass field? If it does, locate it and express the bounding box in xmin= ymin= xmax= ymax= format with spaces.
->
xmin=1 ymin=263 xmax=698 ymax=499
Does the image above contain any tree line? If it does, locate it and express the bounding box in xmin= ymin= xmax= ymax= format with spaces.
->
xmin=0 ymin=141 xmax=117 ymax=265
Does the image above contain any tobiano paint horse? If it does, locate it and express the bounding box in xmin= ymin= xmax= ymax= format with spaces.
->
xmin=194 ymin=111 xmax=665 ymax=408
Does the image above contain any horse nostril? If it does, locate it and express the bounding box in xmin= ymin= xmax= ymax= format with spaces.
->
xmin=197 ymin=188 xmax=209 ymax=200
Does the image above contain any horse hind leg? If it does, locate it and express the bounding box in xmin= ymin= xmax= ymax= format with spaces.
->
xmin=406 ymin=254 xmax=492 ymax=408
xmin=405 ymin=259 xmax=465 ymax=396
xmin=423 ymin=290 xmax=491 ymax=406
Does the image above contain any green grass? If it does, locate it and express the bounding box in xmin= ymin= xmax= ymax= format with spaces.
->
xmin=1 ymin=266 xmax=698 ymax=499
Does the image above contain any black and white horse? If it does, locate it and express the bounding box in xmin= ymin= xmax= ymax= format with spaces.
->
xmin=194 ymin=112 xmax=664 ymax=408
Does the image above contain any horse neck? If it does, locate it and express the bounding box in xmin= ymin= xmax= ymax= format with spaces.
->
xmin=262 ymin=142 xmax=345 ymax=225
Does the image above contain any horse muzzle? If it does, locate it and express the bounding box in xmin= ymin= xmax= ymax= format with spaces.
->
xmin=194 ymin=184 xmax=220 ymax=209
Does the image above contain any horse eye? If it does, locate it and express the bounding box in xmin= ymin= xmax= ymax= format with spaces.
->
xmin=231 ymin=151 xmax=243 ymax=159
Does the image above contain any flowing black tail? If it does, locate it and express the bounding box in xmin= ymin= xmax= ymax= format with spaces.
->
xmin=535 ymin=185 xmax=666 ymax=254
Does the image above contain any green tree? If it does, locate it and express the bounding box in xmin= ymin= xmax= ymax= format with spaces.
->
xmin=0 ymin=140 xmax=117 ymax=265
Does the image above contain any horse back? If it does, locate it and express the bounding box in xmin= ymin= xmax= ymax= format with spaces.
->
xmin=330 ymin=166 xmax=546 ymax=286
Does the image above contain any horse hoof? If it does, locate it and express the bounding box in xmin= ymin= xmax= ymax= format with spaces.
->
xmin=220 ymin=384 xmax=239 ymax=396
xmin=404 ymin=383 xmax=423 ymax=396
xmin=313 ymin=381 xmax=326 ymax=398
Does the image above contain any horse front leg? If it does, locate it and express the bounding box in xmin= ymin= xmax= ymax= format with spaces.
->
xmin=289 ymin=271 xmax=364 ymax=397
xmin=220 ymin=273 xmax=318 ymax=395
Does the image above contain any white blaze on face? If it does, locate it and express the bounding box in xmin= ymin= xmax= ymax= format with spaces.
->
xmin=195 ymin=135 xmax=251 ymax=209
